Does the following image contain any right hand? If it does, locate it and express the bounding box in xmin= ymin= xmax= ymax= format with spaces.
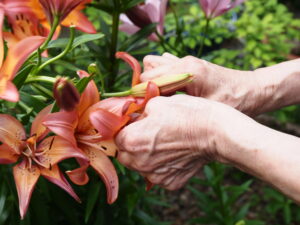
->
xmin=142 ymin=53 xmax=261 ymax=116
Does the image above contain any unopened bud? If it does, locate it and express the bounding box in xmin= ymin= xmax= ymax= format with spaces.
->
xmin=125 ymin=6 xmax=153 ymax=29
xmin=131 ymin=73 xmax=193 ymax=97
xmin=53 ymin=77 xmax=80 ymax=111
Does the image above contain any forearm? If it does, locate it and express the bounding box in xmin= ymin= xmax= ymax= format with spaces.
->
xmin=252 ymin=59 xmax=300 ymax=115
xmin=215 ymin=110 xmax=300 ymax=202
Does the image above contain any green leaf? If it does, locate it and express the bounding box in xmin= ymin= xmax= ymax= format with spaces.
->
xmin=13 ymin=64 xmax=34 ymax=90
xmin=76 ymin=76 xmax=95 ymax=94
xmin=19 ymin=91 xmax=47 ymax=112
xmin=48 ymin=33 xmax=104 ymax=50
xmin=84 ymin=182 xmax=101 ymax=223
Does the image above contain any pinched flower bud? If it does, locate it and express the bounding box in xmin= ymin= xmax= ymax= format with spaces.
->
xmin=53 ymin=77 xmax=80 ymax=111
xmin=125 ymin=6 xmax=153 ymax=29
xmin=131 ymin=73 xmax=193 ymax=97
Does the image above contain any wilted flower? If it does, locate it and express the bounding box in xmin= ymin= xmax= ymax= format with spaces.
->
xmin=199 ymin=0 xmax=245 ymax=19
xmin=120 ymin=0 xmax=168 ymax=41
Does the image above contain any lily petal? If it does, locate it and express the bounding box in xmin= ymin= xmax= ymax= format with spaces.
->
xmin=0 ymin=80 xmax=20 ymax=102
xmin=0 ymin=144 xmax=19 ymax=164
xmin=66 ymin=159 xmax=90 ymax=185
xmin=0 ymin=8 xmax=4 ymax=68
xmin=77 ymin=70 xmax=100 ymax=117
xmin=43 ymin=111 xmax=78 ymax=146
xmin=0 ymin=36 xmax=45 ymax=82
xmin=31 ymin=105 xmax=52 ymax=141
xmin=36 ymin=136 xmax=87 ymax=169
xmin=84 ymin=146 xmax=118 ymax=204
xmin=0 ymin=114 xmax=26 ymax=154
xmin=13 ymin=161 xmax=40 ymax=219
xmin=40 ymin=164 xmax=81 ymax=202
xmin=116 ymin=52 xmax=141 ymax=86
xmin=89 ymin=109 xmax=130 ymax=140
xmin=62 ymin=10 xmax=96 ymax=34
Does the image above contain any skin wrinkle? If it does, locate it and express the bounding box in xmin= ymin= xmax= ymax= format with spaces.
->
xmin=117 ymin=54 xmax=300 ymax=197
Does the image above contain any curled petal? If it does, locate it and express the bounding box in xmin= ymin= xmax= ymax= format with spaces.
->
xmin=77 ymin=70 xmax=100 ymax=117
xmin=0 ymin=144 xmax=19 ymax=164
xmin=84 ymin=146 xmax=118 ymax=204
xmin=116 ymin=52 xmax=141 ymax=86
xmin=0 ymin=114 xmax=26 ymax=154
xmin=40 ymin=164 xmax=81 ymax=202
xmin=36 ymin=136 xmax=87 ymax=169
xmin=31 ymin=105 xmax=52 ymax=141
xmin=89 ymin=109 xmax=130 ymax=140
xmin=43 ymin=111 xmax=78 ymax=146
xmin=13 ymin=161 xmax=40 ymax=219
xmin=66 ymin=159 xmax=90 ymax=186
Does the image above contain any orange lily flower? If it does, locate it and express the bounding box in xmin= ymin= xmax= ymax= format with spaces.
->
xmin=0 ymin=35 xmax=45 ymax=102
xmin=28 ymin=0 xmax=96 ymax=34
xmin=42 ymin=56 xmax=159 ymax=203
xmin=0 ymin=0 xmax=33 ymax=67
xmin=0 ymin=106 xmax=87 ymax=219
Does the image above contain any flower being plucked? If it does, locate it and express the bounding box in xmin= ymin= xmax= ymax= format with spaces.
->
xmin=198 ymin=0 xmax=246 ymax=19
xmin=120 ymin=0 xmax=168 ymax=41
xmin=0 ymin=106 xmax=87 ymax=219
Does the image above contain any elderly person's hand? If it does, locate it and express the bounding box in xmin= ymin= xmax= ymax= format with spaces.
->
xmin=116 ymin=94 xmax=300 ymax=203
xmin=142 ymin=54 xmax=300 ymax=116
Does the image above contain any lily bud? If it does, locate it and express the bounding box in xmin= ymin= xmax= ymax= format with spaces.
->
xmin=125 ymin=6 xmax=153 ymax=29
xmin=131 ymin=73 xmax=193 ymax=97
xmin=53 ymin=77 xmax=80 ymax=111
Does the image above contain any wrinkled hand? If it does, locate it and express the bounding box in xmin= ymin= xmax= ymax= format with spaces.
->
xmin=116 ymin=95 xmax=239 ymax=190
xmin=142 ymin=53 xmax=260 ymax=116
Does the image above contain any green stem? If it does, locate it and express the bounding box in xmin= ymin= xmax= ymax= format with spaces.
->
xmin=170 ymin=0 xmax=185 ymax=54
xmin=102 ymin=90 xmax=132 ymax=97
xmin=35 ymin=26 xmax=75 ymax=74
xmin=197 ymin=18 xmax=210 ymax=58
xmin=39 ymin=15 xmax=60 ymax=51
xmin=108 ymin=8 xmax=120 ymax=90
xmin=25 ymin=76 xmax=57 ymax=84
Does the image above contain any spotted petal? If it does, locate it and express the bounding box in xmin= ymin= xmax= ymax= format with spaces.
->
xmin=0 ymin=144 xmax=19 ymax=164
xmin=36 ymin=136 xmax=87 ymax=169
xmin=40 ymin=164 xmax=81 ymax=202
xmin=31 ymin=105 xmax=52 ymax=141
xmin=0 ymin=114 xmax=26 ymax=154
xmin=13 ymin=161 xmax=40 ymax=219
xmin=83 ymin=146 xmax=118 ymax=204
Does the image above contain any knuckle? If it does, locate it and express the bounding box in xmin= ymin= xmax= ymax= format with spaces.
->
xmin=143 ymin=55 xmax=154 ymax=64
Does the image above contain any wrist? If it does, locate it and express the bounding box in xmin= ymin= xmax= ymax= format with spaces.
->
xmin=252 ymin=59 xmax=300 ymax=115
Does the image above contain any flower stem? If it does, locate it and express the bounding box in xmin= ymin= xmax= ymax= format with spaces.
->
xmin=107 ymin=3 xmax=120 ymax=90
xmin=35 ymin=26 xmax=75 ymax=74
xmin=102 ymin=90 xmax=132 ymax=97
xmin=25 ymin=76 xmax=57 ymax=85
xmin=197 ymin=18 xmax=210 ymax=58
xmin=39 ymin=15 xmax=60 ymax=51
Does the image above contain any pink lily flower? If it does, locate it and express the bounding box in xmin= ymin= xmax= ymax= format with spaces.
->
xmin=199 ymin=0 xmax=246 ymax=19
xmin=120 ymin=0 xmax=168 ymax=41
xmin=0 ymin=106 xmax=87 ymax=219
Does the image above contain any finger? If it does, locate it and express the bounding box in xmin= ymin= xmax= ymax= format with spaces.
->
xmin=162 ymin=52 xmax=179 ymax=60
xmin=143 ymin=55 xmax=174 ymax=72
xmin=140 ymin=64 xmax=174 ymax=82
